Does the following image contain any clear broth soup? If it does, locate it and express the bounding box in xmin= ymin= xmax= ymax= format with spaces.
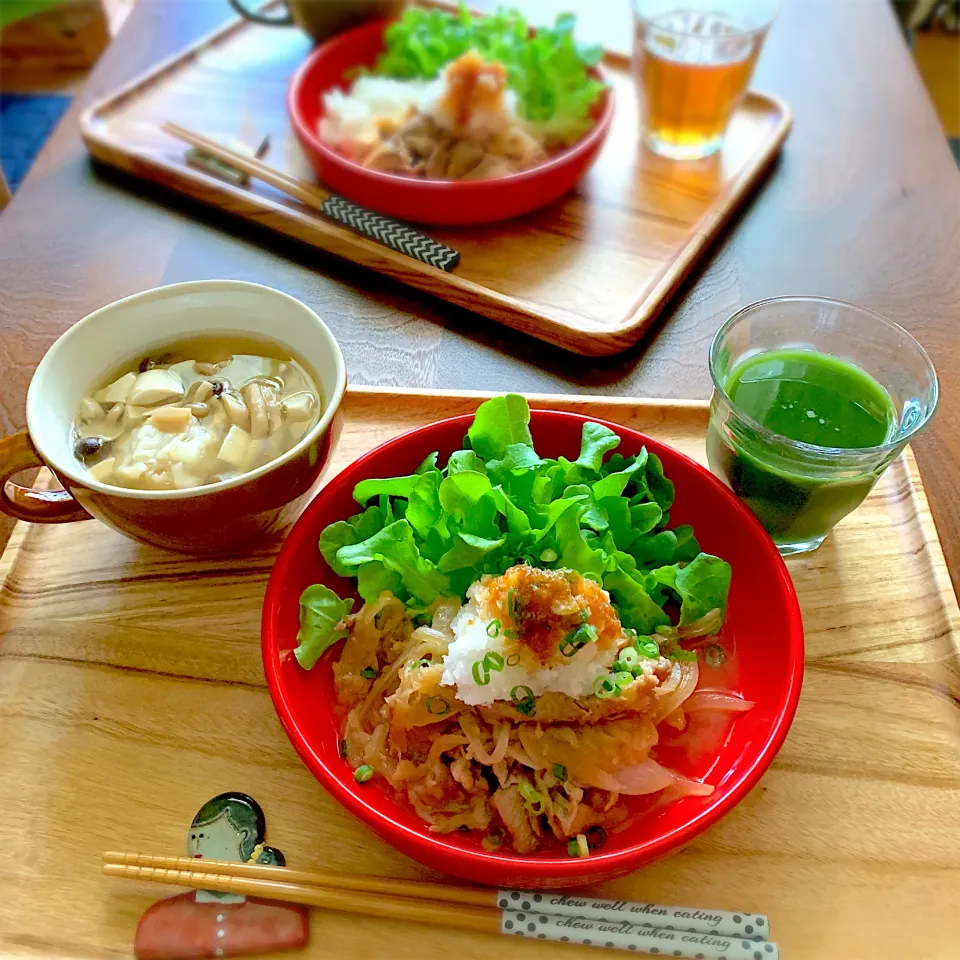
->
xmin=72 ymin=335 xmax=322 ymax=491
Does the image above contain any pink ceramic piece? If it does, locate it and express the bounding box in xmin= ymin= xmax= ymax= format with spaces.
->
xmin=134 ymin=792 xmax=309 ymax=959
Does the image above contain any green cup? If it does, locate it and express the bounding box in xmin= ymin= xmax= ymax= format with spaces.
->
xmin=706 ymin=297 xmax=938 ymax=556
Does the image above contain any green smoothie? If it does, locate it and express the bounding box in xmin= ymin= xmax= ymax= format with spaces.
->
xmin=707 ymin=349 xmax=899 ymax=546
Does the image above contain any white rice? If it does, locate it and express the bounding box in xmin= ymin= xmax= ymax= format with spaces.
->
xmin=441 ymin=601 xmax=617 ymax=707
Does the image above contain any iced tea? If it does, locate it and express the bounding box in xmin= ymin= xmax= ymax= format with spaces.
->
xmin=634 ymin=3 xmax=776 ymax=159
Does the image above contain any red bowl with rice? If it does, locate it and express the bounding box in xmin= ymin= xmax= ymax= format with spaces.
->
xmin=287 ymin=19 xmax=614 ymax=225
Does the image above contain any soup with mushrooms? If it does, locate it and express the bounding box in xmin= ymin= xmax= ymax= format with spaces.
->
xmin=72 ymin=335 xmax=321 ymax=490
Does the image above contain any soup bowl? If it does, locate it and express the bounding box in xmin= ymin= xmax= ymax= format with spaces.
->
xmin=0 ymin=280 xmax=346 ymax=554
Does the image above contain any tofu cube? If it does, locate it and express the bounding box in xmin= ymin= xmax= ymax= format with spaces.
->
xmin=217 ymin=425 xmax=252 ymax=469
xmin=129 ymin=369 xmax=185 ymax=406
xmin=95 ymin=372 xmax=137 ymax=405
xmin=86 ymin=457 xmax=116 ymax=483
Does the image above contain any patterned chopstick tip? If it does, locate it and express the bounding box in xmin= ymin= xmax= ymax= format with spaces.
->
xmin=320 ymin=195 xmax=460 ymax=271
xmin=497 ymin=890 xmax=769 ymax=940
xmin=500 ymin=910 xmax=778 ymax=959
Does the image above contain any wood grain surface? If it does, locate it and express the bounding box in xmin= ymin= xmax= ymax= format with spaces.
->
xmin=1 ymin=0 xmax=959 ymax=597
xmin=0 ymin=389 xmax=958 ymax=960
xmin=79 ymin=7 xmax=790 ymax=355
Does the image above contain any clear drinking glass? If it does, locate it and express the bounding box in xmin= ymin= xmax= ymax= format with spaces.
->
xmin=632 ymin=0 xmax=778 ymax=160
xmin=706 ymin=297 xmax=939 ymax=556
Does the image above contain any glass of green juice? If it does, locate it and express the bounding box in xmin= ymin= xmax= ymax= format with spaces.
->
xmin=706 ymin=296 xmax=938 ymax=555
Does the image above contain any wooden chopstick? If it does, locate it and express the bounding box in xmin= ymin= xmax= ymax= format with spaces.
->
xmin=102 ymin=852 xmax=492 ymax=908
xmin=101 ymin=861 xmax=498 ymax=935
xmin=160 ymin=121 xmax=460 ymax=272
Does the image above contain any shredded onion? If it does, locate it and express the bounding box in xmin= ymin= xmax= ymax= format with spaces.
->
xmin=391 ymin=733 xmax=468 ymax=782
xmin=459 ymin=714 xmax=509 ymax=765
xmin=657 ymin=661 xmax=682 ymax=695
xmin=609 ymin=759 xmax=676 ymax=795
xmin=667 ymin=772 xmax=715 ymax=798
xmin=652 ymin=660 xmax=699 ymax=723
xmin=683 ymin=691 xmax=755 ymax=713
xmin=676 ymin=608 xmax=722 ymax=639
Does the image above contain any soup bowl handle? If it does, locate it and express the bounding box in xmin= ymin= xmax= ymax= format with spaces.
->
xmin=226 ymin=0 xmax=294 ymax=26
xmin=0 ymin=430 xmax=92 ymax=524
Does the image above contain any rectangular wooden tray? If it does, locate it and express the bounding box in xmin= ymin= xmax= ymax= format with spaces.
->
xmin=1 ymin=388 xmax=958 ymax=959
xmin=79 ymin=8 xmax=790 ymax=356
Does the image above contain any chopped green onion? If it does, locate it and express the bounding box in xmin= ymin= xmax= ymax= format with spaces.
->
xmin=507 ymin=588 xmax=519 ymax=620
xmin=506 ymin=653 xmax=521 ymax=666
xmin=540 ymin=548 xmax=558 ymax=563
xmin=484 ymin=651 xmax=505 ymax=670
xmin=670 ymin=648 xmax=697 ymax=662
xmin=360 ymin=666 xmax=378 ymax=680
xmin=409 ymin=658 xmax=431 ymax=669
xmin=354 ymin=764 xmax=374 ymax=783
xmin=425 ymin=696 xmax=451 ymax=716
xmin=559 ymin=622 xmax=598 ymax=657
xmin=518 ymin=779 xmax=545 ymax=815
xmin=635 ymin=636 xmax=661 ymax=658
xmin=704 ymin=643 xmax=725 ymax=668
xmin=567 ymin=833 xmax=589 ymax=857
xmin=485 ymin=618 xmax=502 ymax=638
xmin=510 ymin=685 xmax=536 ymax=716
xmin=472 ymin=660 xmax=491 ymax=686
xmin=593 ymin=675 xmax=618 ymax=699
xmin=580 ymin=607 xmax=590 ymax=622
xmin=504 ymin=628 xmax=519 ymax=640
xmin=553 ymin=763 xmax=567 ymax=781
xmin=617 ymin=646 xmax=640 ymax=669
xmin=613 ymin=670 xmax=634 ymax=688
xmin=470 ymin=652 xmax=505 ymax=684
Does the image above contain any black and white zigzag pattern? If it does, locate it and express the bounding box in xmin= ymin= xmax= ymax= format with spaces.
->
xmin=321 ymin=195 xmax=460 ymax=272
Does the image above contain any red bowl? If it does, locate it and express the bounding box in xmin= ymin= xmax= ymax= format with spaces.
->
xmin=287 ymin=20 xmax=615 ymax=225
xmin=262 ymin=409 xmax=804 ymax=887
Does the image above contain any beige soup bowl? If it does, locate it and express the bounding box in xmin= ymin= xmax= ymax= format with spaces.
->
xmin=0 ymin=280 xmax=346 ymax=553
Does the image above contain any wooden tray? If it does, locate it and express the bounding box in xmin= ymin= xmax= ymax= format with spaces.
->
xmin=78 ymin=8 xmax=791 ymax=356
xmin=1 ymin=388 xmax=957 ymax=960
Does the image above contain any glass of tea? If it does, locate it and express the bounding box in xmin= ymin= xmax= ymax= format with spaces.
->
xmin=633 ymin=0 xmax=778 ymax=160
xmin=706 ymin=297 xmax=938 ymax=556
